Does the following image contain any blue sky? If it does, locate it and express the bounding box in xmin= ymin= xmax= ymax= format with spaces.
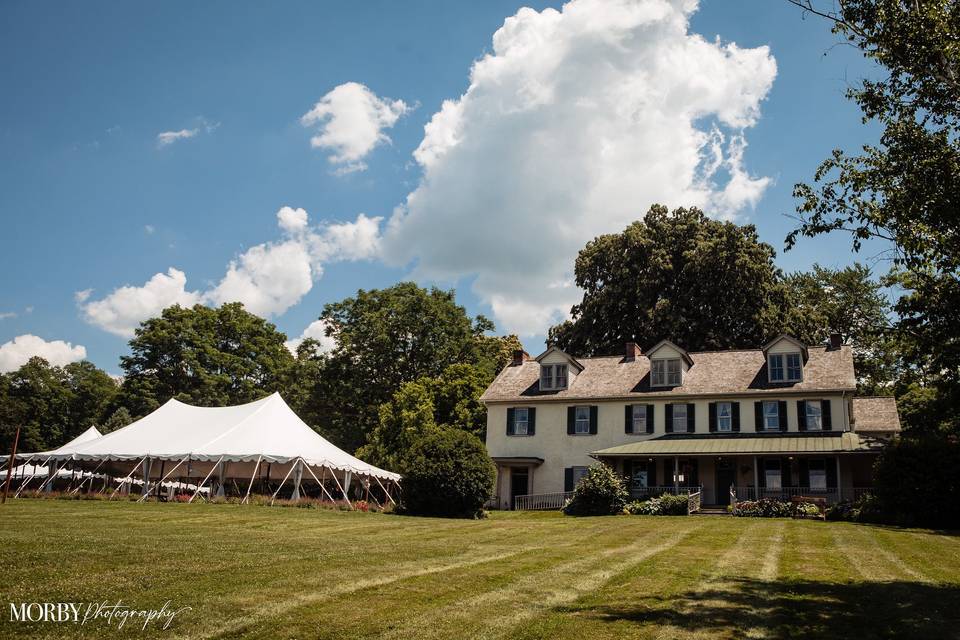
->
xmin=0 ymin=0 xmax=883 ymax=374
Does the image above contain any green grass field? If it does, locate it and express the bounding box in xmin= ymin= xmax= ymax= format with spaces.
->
xmin=1 ymin=500 xmax=959 ymax=639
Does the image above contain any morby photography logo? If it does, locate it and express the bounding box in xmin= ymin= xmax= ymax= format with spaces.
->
xmin=10 ymin=600 xmax=191 ymax=631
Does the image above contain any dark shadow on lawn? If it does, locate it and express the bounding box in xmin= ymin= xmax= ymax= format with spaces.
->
xmin=559 ymin=578 xmax=960 ymax=639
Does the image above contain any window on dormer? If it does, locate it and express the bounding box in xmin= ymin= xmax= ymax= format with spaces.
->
xmin=652 ymin=359 xmax=682 ymax=386
xmin=540 ymin=364 xmax=568 ymax=390
xmin=769 ymin=353 xmax=802 ymax=382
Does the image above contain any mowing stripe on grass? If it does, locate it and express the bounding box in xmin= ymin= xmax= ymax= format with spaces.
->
xmin=845 ymin=525 xmax=932 ymax=583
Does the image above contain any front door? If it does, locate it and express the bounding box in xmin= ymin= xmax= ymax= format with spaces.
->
xmin=716 ymin=459 xmax=736 ymax=506
xmin=510 ymin=468 xmax=529 ymax=509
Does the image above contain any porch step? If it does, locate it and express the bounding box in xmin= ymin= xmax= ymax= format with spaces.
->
xmin=693 ymin=507 xmax=731 ymax=516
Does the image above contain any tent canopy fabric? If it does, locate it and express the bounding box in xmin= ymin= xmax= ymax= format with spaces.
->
xmin=43 ymin=393 xmax=400 ymax=482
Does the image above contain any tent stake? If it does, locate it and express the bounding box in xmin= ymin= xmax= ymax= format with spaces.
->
xmin=242 ymin=455 xmax=262 ymax=505
xmin=189 ymin=457 xmax=223 ymax=503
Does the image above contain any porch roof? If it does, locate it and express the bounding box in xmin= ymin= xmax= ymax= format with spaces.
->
xmin=591 ymin=432 xmax=883 ymax=457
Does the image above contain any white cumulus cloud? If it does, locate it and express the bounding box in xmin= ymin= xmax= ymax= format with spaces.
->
xmin=284 ymin=319 xmax=337 ymax=355
xmin=156 ymin=128 xmax=199 ymax=148
xmin=301 ymin=82 xmax=411 ymax=174
xmin=381 ymin=0 xmax=776 ymax=336
xmin=79 ymin=268 xmax=203 ymax=338
xmin=79 ymin=209 xmax=382 ymax=337
xmin=0 ymin=334 xmax=87 ymax=372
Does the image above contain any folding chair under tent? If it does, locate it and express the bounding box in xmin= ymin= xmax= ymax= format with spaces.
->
xmin=17 ymin=393 xmax=400 ymax=507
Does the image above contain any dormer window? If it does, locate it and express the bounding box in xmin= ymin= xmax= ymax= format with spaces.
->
xmin=540 ymin=364 xmax=568 ymax=390
xmin=651 ymin=358 xmax=682 ymax=387
xmin=769 ymin=353 xmax=803 ymax=382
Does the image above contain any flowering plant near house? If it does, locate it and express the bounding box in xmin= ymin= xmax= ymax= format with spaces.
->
xmin=562 ymin=464 xmax=628 ymax=516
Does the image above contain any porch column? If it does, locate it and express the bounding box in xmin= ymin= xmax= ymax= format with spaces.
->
xmin=673 ymin=457 xmax=679 ymax=492
xmin=836 ymin=457 xmax=842 ymax=502
xmin=753 ymin=456 xmax=759 ymax=500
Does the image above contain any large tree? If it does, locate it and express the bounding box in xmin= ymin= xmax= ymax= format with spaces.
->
xmin=549 ymin=205 xmax=786 ymax=355
xmin=785 ymin=0 xmax=960 ymax=431
xmin=0 ymin=357 xmax=117 ymax=453
xmin=782 ymin=263 xmax=897 ymax=393
xmin=117 ymin=302 xmax=294 ymax=417
xmin=306 ymin=282 xmax=512 ymax=452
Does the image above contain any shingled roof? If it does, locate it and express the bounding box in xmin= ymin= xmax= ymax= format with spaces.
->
xmin=480 ymin=345 xmax=856 ymax=403
xmin=851 ymin=397 xmax=901 ymax=433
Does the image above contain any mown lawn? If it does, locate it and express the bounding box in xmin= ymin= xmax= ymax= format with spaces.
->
xmin=1 ymin=500 xmax=959 ymax=639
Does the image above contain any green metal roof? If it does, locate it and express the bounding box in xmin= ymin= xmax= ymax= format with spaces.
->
xmin=592 ymin=432 xmax=882 ymax=457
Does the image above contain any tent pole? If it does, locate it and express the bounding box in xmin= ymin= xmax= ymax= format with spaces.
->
xmin=373 ymin=475 xmax=396 ymax=506
xmin=328 ymin=467 xmax=352 ymax=509
xmin=110 ymin=457 xmax=146 ymax=499
xmin=14 ymin=456 xmax=48 ymax=498
xmin=270 ymin=461 xmax=298 ymax=505
xmin=242 ymin=456 xmax=262 ymax=505
xmin=301 ymin=461 xmax=336 ymax=503
xmin=190 ymin=457 xmax=223 ymax=503
xmin=7 ymin=454 xmax=34 ymax=499
xmin=156 ymin=460 xmax=166 ymax=501
xmin=69 ymin=459 xmax=106 ymax=495
xmin=138 ymin=456 xmax=189 ymax=503
xmin=39 ymin=459 xmax=65 ymax=494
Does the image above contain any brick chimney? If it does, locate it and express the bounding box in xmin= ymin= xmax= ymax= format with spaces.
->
xmin=625 ymin=342 xmax=642 ymax=360
xmin=511 ymin=349 xmax=529 ymax=366
xmin=829 ymin=333 xmax=843 ymax=349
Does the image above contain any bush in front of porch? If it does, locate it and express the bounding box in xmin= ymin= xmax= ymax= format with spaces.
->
xmin=562 ymin=464 xmax=628 ymax=516
xmin=624 ymin=493 xmax=689 ymax=515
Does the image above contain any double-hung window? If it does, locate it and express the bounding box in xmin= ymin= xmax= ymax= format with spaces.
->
xmin=717 ymin=402 xmax=732 ymax=432
xmin=572 ymin=466 xmax=589 ymax=487
xmin=769 ymin=353 xmax=803 ymax=382
xmin=808 ymin=459 xmax=827 ymax=490
xmin=514 ymin=408 xmax=529 ymax=435
xmin=652 ymin=359 xmax=682 ymax=386
xmin=540 ymin=364 xmax=568 ymax=390
xmin=763 ymin=401 xmax=780 ymax=431
xmin=574 ymin=406 xmax=591 ymax=434
xmin=631 ymin=404 xmax=647 ymax=434
xmin=804 ymin=400 xmax=822 ymax=431
xmin=672 ymin=403 xmax=688 ymax=432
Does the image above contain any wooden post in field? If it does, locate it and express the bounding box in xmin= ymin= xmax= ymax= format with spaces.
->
xmin=2 ymin=426 xmax=21 ymax=504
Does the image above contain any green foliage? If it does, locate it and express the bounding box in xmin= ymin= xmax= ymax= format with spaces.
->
xmin=306 ymin=282 xmax=508 ymax=451
xmin=732 ymin=498 xmax=793 ymax=518
xmin=399 ymin=428 xmax=496 ymax=518
xmin=562 ymin=465 xmax=629 ymax=516
xmin=786 ymin=1 xmax=960 ymax=431
xmin=0 ymin=357 xmax=118 ymax=453
xmin=624 ymin=493 xmax=688 ymax=516
xmin=99 ymin=406 xmax=134 ymax=434
xmin=357 ymin=378 xmax=443 ymax=472
xmin=872 ymin=435 xmax=960 ymax=528
xmin=825 ymin=494 xmax=883 ymax=523
xmin=118 ymin=302 xmax=294 ymax=417
xmin=548 ymin=205 xmax=786 ymax=355
xmin=782 ymin=263 xmax=897 ymax=393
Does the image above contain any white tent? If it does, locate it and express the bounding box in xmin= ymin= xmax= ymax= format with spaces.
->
xmin=26 ymin=393 xmax=399 ymax=505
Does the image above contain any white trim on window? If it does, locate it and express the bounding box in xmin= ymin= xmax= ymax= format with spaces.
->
xmin=808 ymin=458 xmax=827 ymax=490
xmin=540 ymin=364 xmax=569 ymax=390
xmin=575 ymin=405 xmax=590 ymax=434
xmin=763 ymin=401 xmax=780 ymax=431
xmin=631 ymin=404 xmax=646 ymax=434
xmin=805 ymin=400 xmax=822 ymax=431
xmin=672 ymin=403 xmax=688 ymax=432
xmin=514 ymin=407 xmax=529 ymax=436
xmin=652 ymin=358 xmax=682 ymax=386
xmin=717 ymin=402 xmax=732 ymax=432
xmin=769 ymin=352 xmax=803 ymax=382
xmin=571 ymin=466 xmax=589 ymax=487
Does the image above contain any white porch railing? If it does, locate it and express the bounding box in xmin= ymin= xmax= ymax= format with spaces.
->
xmin=687 ymin=490 xmax=702 ymax=514
xmin=732 ymin=486 xmax=841 ymax=504
xmin=630 ymin=485 xmax=701 ymax=499
xmin=513 ymin=491 xmax=574 ymax=511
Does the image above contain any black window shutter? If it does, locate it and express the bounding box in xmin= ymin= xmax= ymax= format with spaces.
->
xmin=822 ymin=399 xmax=832 ymax=430
xmin=625 ymin=405 xmax=633 ymax=434
xmin=567 ymin=407 xmax=575 ymax=435
xmin=732 ymin=402 xmax=740 ymax=432
xmin=506 ymin=408 xmax=516 ymax=436
xmin=646 ymin=405 xmax=655 ymax=433
xmin=528 ymin=408 xmax=536 ymax=435
xmin=589 ymin=406 xmax=598 ymax=435
xmin=564 ymin=467 xmax=574 ymax=492
xmin=687 ymin=404 xmax=696 ymax=432
xmin=797 ymin=400 xmax=807 ymax=432
xmin=798 ymin=459 xmax=809 ymax=488
xmin=778 ymin=400 xmax=788 ymax=431
xmin=826 ymin=457 xmax=837 ymax=488
xmin=708 ymin=402 xmax=717 ymax=432
xmin=665 ymin=404 xmax=674 ymax=433
xmin=754 ymin=402 xmax=763 ymax=431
